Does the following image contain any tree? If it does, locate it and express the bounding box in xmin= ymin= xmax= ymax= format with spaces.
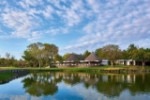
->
xmin=101 ymin=44 xmax=121 ymax=66
xmin=0 ymin=53 xmax=19 ymax=67
xmin=95 ymin=48 xmax=105 ymax=59
xmin=135 ymin=48 xmax=150 ymax=66
xmin=54 ymin=54 xmax=63 ymax=63
xmin=28 ymin=42 xmax=44 ymax=67
xmin=5 ymin=53 xmax=11 ymax=60
xmin=83 ymin=50 xmax=91 ymax=59
xmin=22 ymin=50 xmax=38 ymax=67
xmin=121 ymin=50 xmax=129 ymax=59
xmin=43 ymin=43 xmax=58 ymax=66
xmin=127 ymin=44 xmax=150 ymax=66
xmin=23 ymin=42 xmax=58 ymax=67
xmin=127 ymin=44 xmax=138 ymax=60
xmin=63 ymin=53 xmax=71 ymax=60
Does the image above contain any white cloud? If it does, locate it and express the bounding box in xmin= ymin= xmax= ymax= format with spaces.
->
xmin=19 ymin=0 xmax=43 ymax=9
xmin=1 ymin=8 xmax=37 ymax=39
xmin=45 ymin=27 xmax=69 ymax=35
xmin=27 ymin=31 xmax=42 ymax=42
xmin=0 ymin=0 xmax=86 ymax=40
xmin=42 ymin=6 xmax=54 ymax=19
xmin=61 ymin=0 xmax=150 ymax=53
xmin=64 ymin=0 xmax=86 ymax=26
xmin=87 ymin=0 xmax=100 ymax=14
xmin=0 ymin=0 xmax=150 ymax=55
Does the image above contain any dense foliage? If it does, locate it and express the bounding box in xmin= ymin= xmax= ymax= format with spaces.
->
xmin=0 ymin=53 xmax=27 ymax=67
xmin=0 ymin=43 xmax=150 ymax=67
xmin=22 ymin=42 xmax=58 ymax=67
xmin=96 ymin=44 xmax=121 ymax=66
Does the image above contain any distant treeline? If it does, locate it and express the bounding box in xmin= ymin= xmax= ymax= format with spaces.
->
xmin=0 ymin=53 xmax=27 ymax=67
xmin=0 ymin=42 xmax=150 ymax=67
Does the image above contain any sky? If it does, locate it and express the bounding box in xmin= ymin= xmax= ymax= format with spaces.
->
xmin=0 ymin=0 xmax=150 ymax=59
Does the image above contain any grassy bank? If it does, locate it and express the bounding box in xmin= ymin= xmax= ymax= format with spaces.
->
xmin=0 ymin=66 xmax=150 ymax=73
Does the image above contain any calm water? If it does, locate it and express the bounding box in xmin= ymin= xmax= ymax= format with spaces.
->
xmin=0 ymin=72 xmax=150 ymax=100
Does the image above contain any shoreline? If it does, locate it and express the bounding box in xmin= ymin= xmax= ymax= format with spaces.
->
xmin=0 ymin=66 xmax=150 ymax=74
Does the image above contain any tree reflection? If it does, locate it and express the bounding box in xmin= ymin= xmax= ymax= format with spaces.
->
xmin=95 ymin=74 xmax=150 ymax=97
xmin=95 ymin=75 xmax=126 ymax=97
xmin=22 ymin=72 xmax=150 ymax=97
xmin=128 ymin=74 xmax=150 ymax=95
xmin=22 ymin=73 xmax=58 ymax=96
xmin=63 ymin=73 xmax=81 ymax=86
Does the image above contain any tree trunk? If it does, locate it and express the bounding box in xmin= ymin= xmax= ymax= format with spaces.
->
xmin=142 ymin=61 xmax=145 ymax=67
xmin=111 ymin=61 xmax=114 ymax=66
xmin=38 ymin=60 xmax=41 ymax=68
xmin=46 ymin=59 xmax=48 ymax=67
xmin=133 ymin=60 xmax=136 ymax=66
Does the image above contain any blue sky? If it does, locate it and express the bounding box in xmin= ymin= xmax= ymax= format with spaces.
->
xmin=0 ymin=0 xmax=150 ymax=59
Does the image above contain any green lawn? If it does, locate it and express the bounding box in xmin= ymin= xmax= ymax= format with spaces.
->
xmin=0 ymin=65 xmax=150 ymax=71
xmin=0 ymin=66 xmax=149 ymax=81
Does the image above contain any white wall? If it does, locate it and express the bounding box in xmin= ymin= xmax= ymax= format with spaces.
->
xmin=101 ymin=60 xmax=109 ymax=65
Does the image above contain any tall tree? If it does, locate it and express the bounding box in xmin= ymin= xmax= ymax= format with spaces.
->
xmin=22 ymin=50 xmax=38 ymax=67
xmin=28 ymin=42 xmax=44 ymax=67
xmin=127 ymin=44 xmax=150 ymax=66
xmin=23 ymin=42 xmax=58 ymax=67
xmin=127 ymin=44 xmax=138 ymax=60
xmin=95 ymin=48 xmax=105 ymax=59
xmin=101 ymin=44 xmax=121 ymax=66
xmin=43 ymin=43 xmax=58 ymax=66
xmin=135 ymin=48 xmax=150 ymax=66
xmin=121 ymin=50 xmax=129 ymax=59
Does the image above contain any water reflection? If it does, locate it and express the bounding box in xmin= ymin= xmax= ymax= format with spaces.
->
xmin=0 ymin=71 xmax=29 ymax=85
xmin=22 ymin=73 xmax=58 ymax=96
xmin=22 ymin=72 xmax=150 ymax=97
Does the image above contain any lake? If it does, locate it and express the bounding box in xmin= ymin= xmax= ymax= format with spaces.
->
xmin=0 ymin=71 xmax=150 ymax=100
